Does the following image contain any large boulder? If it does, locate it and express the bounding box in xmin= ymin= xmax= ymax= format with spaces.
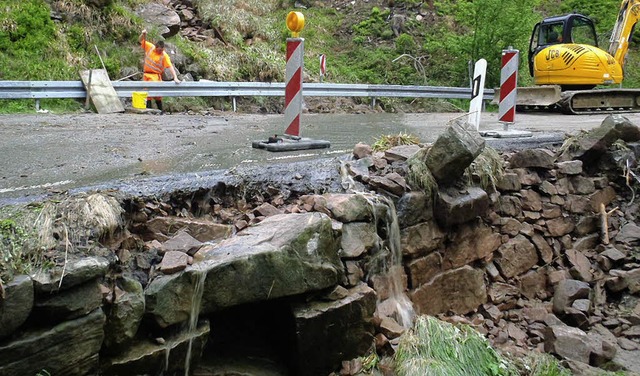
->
xmin=552 ymin=279 xmax=591 ymax=315
xmin=400 ymin=220 xmax=445 ymax=258
xmin=103 ymin=277 xmax=145 ymax=353
xmin=434 ymin=187 xmax=490 ymax=227
xmin=494 ymin=235 xmax=539 ymax=279
xmin=411 ymin=265 xmax=487 ymax=315
xmin=558 ymin=115 xmax=640 ymax=164
xmin=136 ymin=3 xmax=181 ymax=38
xmin=0 ymin=275 xmax=33 ymax=339
xmin=340 ymin=221 xmax=378 ymax=258
xmin=0 ymin=309 xmax=105 ymax=376
xmin=100 ymin=320 xmax=209 ymax=376
xmin=509 ymin=148 xmax=556 ymax=169
xmin=32 ymin=279 xmax=103 ymax=323
xmin=145 ymin=216 xmax=232 ymax=243
xmin=292 ymin=283 xmax=376 ymax=376
xmin=443 ymin=220 xmax=502 ymax=269
xmin=544 ymin=324 xmax=591 ymax=364
xmin=423 ymin=119 xmax=485 ymax=185
xmin=145 ymin=212 xmax=343 ymax=327
xmin=314 ymin=193 xmax=374 ymax=223
xmin=396 ymin=191 xmax=434 ymax=228
xmin=31 ymin=256 xmax=110 ymax=294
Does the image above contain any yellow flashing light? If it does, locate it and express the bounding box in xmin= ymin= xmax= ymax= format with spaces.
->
xmin=286 ymin=11 xmax=305 ymax=37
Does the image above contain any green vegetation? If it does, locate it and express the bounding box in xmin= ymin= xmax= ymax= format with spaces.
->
xmin=394 ymin=315 xmax=573 ymax=376
xmin=394 ymin=315 xmax=517 ymax=376
xmin=407 ymin=147 xmax=438 ymax=198
xmin=0 ymin=0 xmax=637 ymax=113
xmin=0 ymin=193 xmax=123 ymax=284
xmin=465 ymin=147 xmax=505 ymax=192
xmin=371 ymin=132 xmax=420 ymax=151
xmin=511 ymin=353 xmax=573 ymax=376
xmin=0 ymin=204 xmax=51 ymax=284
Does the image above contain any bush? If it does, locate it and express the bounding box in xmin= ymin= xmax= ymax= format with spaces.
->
xmin=395 ymin=33 xmax=417 ymax=54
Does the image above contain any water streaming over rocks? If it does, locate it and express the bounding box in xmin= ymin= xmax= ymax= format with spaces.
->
xmin=184 ymin=265 xmax=207 ymax=375
xmin=339 ymin=163 xmax=415 ymax=328
xmin=381 ymin=197 xmax=416 ymax=328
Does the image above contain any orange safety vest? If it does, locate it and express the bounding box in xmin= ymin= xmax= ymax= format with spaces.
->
xmin=143 ymin=41 xmax=171 ymax=75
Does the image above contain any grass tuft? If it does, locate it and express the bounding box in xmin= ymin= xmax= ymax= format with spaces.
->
xmin=42 ymin=193 xmax=124 ymax=245
xmin=407 ymin=147 xmax=438 ymax=197
xmin=465 ymin=147 xmax=505 ymax=192
xmin=372 ymin=132 xmax=420 ymax=152
xmin=516 ymin=352 xmax=572 ymax=376
xmin=0 ymin=193 xmax=123 ymax=284
xmin=394 ymin=315 xmax=517 ymax=376
xmin=0 ymin=203 xmax=53 ymax=284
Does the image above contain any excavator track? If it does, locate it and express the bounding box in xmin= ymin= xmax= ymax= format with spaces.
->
xmin=559 ymin=88 xmax=640 ymax=114
xmin=504 ymin=86 xmax=640 ymax=115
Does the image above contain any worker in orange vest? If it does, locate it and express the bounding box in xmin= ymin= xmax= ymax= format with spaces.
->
xmin=139 ymin=29 xmax=181 ymax=113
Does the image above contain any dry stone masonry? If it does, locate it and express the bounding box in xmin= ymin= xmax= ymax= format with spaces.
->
xmin=1 ymin=115 xmax=640 ymax=375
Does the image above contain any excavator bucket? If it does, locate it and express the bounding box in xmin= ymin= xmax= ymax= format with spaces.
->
xmin=492 ymin=85 xmax=562 ymax=107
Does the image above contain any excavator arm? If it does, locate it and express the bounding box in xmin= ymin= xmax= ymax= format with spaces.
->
xmin=608 ymin=0 xmax=640 ymax=67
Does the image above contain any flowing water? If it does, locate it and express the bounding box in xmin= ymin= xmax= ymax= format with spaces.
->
xmin=164 ymin=343 xmax=171 ymax=373
xmin=338 ymin=164 xmax=415 ymax=328
xmin=381 ymin=197 xmax=416 ymax=328
xmin=185 ymin=266 xmax=207 ymax=376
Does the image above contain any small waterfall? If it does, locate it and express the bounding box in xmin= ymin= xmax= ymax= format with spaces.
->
xmin=381 ymin=197 xmax=415 ymax=328
xmin=339 ymin=160 xmax=357 ymax=192
xmin=340 ymin=159 xmax=414 ymax=327
xmin=184 ymin=265 xmax=206 ymax=376
xmin=164 ymin=343 xmax=171 ymax=373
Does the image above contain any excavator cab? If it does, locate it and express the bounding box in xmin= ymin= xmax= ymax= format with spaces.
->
xmin=528 ymin=14 xmax=599 ymax=77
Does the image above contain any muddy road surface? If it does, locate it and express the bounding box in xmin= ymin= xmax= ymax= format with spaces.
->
xmin=0 ymin=111 xmax=634 ymax=205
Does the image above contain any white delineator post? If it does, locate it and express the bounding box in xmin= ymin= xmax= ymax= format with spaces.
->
xmin=468 ymin=58 xmax=487 ymax=131
xmin=499 ymin=47 xmax=519 ymax=127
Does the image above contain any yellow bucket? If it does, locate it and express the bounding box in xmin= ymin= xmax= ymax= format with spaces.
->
xmin=132 ymin=91 xmax=148 ymax=109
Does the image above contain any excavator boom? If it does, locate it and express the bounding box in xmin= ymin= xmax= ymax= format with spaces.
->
xmin=609 ymin=0 xmax=640 ymax=65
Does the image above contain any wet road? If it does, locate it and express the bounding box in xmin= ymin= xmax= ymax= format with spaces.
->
xmin=0 ymin=110 xmax=635 ymax=204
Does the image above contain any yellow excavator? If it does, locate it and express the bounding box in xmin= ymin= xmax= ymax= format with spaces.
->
xmin=517 ymin=0 xmax=640 ymax=114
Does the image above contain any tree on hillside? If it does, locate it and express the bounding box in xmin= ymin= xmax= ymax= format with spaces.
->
xmin=426 ymin=0 xmax=540 ymax=88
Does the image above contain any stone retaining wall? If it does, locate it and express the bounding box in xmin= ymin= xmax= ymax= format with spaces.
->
xmin=2 ymin=115 xmax=640 ymax=375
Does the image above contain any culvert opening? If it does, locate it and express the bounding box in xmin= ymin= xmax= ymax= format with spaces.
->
xmin=195 ymin=299 xmax=297 ymax=376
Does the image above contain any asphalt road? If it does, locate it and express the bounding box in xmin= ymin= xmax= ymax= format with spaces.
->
xmin=0 ymin=110 xmax=636 ymax=205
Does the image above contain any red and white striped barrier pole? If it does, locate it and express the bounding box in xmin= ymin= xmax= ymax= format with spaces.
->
xmin=284 ymin=12 xmax=305 ymax=138
xmin=284 ymin=38 xmax=304 ymax=137
xmin=498 ymin=47 xmax=519 ymax=127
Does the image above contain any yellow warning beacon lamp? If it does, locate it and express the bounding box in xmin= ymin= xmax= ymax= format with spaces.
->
xmin=286 ymin=11 xmax=305 ymax=37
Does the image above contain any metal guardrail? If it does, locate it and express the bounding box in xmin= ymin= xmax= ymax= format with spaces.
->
xmin=0 ymin=80 xmax=495 ymax=101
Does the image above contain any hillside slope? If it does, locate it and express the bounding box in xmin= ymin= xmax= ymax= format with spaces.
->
xmin=0 ymin=0 xmax=638 ymax=113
